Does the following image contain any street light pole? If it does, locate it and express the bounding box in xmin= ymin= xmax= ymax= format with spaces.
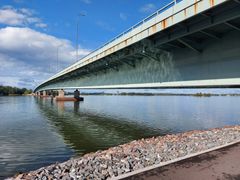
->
xmin=57 ymin=44 xmax=63 ymax=72
xmin=76 ymin=13 xmax=85 ymax=62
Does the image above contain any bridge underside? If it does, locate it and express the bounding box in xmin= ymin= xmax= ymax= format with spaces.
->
xmin=36 ymin=0 xmax=240 ymax=92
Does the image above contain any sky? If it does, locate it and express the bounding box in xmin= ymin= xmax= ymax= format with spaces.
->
xmin=0 ymin=0 xmax=172 ymax=89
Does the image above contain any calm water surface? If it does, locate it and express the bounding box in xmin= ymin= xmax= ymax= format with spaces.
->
xmin=0 ymin=95 xmax=240 ymax=178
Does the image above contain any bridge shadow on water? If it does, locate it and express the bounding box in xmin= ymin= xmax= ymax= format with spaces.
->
xmin=34 ymin=97 xmax=169 ymax=156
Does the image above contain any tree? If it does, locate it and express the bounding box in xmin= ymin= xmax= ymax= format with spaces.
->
xmin=0 ymin=85 xmax=32 ymax=96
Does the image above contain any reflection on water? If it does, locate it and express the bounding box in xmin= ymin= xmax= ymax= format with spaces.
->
xmin=0 ymin=95 xmax=240 ymax=178
xmin=0 ymin=97 xmax=73 ymax=179
xmin=36 ymin=97 xmax=167 ymax=155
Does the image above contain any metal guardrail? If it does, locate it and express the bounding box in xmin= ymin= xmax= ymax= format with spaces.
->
xmin=78 ymin=0 xmax=183 ymax=63
xmin=40 ymin=0 xmax=185 ymax=85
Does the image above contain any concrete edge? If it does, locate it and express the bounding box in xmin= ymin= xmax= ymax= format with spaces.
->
xmin=112 ymin=139 xmax=240 ymax=180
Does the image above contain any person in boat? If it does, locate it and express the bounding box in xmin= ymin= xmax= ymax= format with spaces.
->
xmin=74 ymin=89 xmax=80 ymax=100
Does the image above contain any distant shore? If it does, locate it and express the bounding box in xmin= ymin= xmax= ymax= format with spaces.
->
xmin=2 ymin=92 xmax=240 ymax=97
xmin=11 ymin=125 xmax=240 ymax=180
xmin=78 ymin=92 xmax=240 ymax=97
xmin=0 ymin=85 xmax=32 ymax=96
xmin=0 ymin=94 xmax=33 ymax=96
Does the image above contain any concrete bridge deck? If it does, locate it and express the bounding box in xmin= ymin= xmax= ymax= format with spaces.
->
xmin=35 ymin=0 xmax=240 ymax=92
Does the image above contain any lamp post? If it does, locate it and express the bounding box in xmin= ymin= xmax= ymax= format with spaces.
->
xmin=76 ymin=12 xmax=86 ymax=62
xmin=57 ymin=44 xmax=63 ymax=72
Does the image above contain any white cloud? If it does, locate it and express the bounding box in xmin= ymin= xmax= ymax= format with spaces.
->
xmin=0 ymin=6 xmax=46 ymax=28
xmin=96 ymin=21 xmax=115 ymax=32
xmin=81 ymin=0 xmax=91 ymax=4
xmin=19 ymin=8 xmax=34 ymax=16
xmin=120 ymin=13 xmax=127 ymax=21
xmin=0 ymin=76 xmax=22 ymax=87
xmin=77 ymin=47 xmax=92 ymax=56
xmin=0 ymin=54 xmax=18 ymax=68
xmin=0 ymin=7 xmax=25 ymax=25
xmin=139 ymin=3 xmax=157 ymax=13
xmin=0 ymin=27 xmax=91 ymax=89
xmin=35 ymin=23 xmax=48 ymax=28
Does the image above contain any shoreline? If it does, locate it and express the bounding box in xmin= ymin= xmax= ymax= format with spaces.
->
xmin=10 ymin=125 xmax=240 ymax=179
xmin=1 ymin=92 xmax=240 ymax=97
xmin=67 ymin=92 xmax=240 ymax=97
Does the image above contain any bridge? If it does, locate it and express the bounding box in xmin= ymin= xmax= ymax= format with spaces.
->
xmin=35 ymin=0 xmax=240 ymax=94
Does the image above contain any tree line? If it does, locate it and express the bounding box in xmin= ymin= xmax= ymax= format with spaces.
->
xmin=0 ymin=85 xmax=32 ymax=96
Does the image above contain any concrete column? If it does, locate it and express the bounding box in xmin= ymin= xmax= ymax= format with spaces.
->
xmin=43 ymin=91 xmax=47 ymax=96
xmin=58 ymin=89 xmax=65 ymax=97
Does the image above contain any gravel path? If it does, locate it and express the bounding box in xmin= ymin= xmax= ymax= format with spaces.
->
xmin=10 ymin=125 xmax=240 ymax=180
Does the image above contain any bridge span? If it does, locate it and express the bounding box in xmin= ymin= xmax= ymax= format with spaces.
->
xmin=35 ymin=0 xmax=240 ymax=93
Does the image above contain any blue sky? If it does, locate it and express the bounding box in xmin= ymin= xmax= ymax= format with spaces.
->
xmin=0 ymin=0 xmax=172 ymax=89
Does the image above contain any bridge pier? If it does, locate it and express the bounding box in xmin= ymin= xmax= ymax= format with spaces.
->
xmin=35 ymin=92 xmax=39 ymax=96
xmin=42 ymin=91 xmax=47 ymax=96
xmin=55 ymin=89 xmax=84 ymax=102
xmin=58 ymin=89 xmax=65 ymax=97
xmin=39 ymin=90 xmax=49 ymax=98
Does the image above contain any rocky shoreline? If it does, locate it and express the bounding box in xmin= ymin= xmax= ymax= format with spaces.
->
xmin=10 ymin=125 xmax=240 ymax=180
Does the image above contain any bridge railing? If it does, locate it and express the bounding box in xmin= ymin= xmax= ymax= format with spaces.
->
xmin=95 ymin=0 xmax=182 ymax=50
xmin=43 ymin=0 xmax=208 ymax=87
xmin=49 ymin=0 xmax=184 ymax=80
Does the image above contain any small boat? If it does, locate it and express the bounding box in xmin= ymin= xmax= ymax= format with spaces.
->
xmin=55 ymin=97 xmax=84 ymax=102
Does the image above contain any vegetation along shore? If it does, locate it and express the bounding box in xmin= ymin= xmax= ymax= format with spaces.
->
xmin=0 ymin=85 xmax=32 ymax=96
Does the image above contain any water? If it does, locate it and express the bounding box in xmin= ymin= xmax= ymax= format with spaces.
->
xmin=0 ymin=95 xmax=240 ymax=178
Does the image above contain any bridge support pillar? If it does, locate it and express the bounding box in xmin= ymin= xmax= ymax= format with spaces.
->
xmin=55 ymin=89 xmax=84 ymax=102
xmin=58 ymin=89 xmax=65 ymax=97
xmin=42 ymin=91 xmax=47 ymax=96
